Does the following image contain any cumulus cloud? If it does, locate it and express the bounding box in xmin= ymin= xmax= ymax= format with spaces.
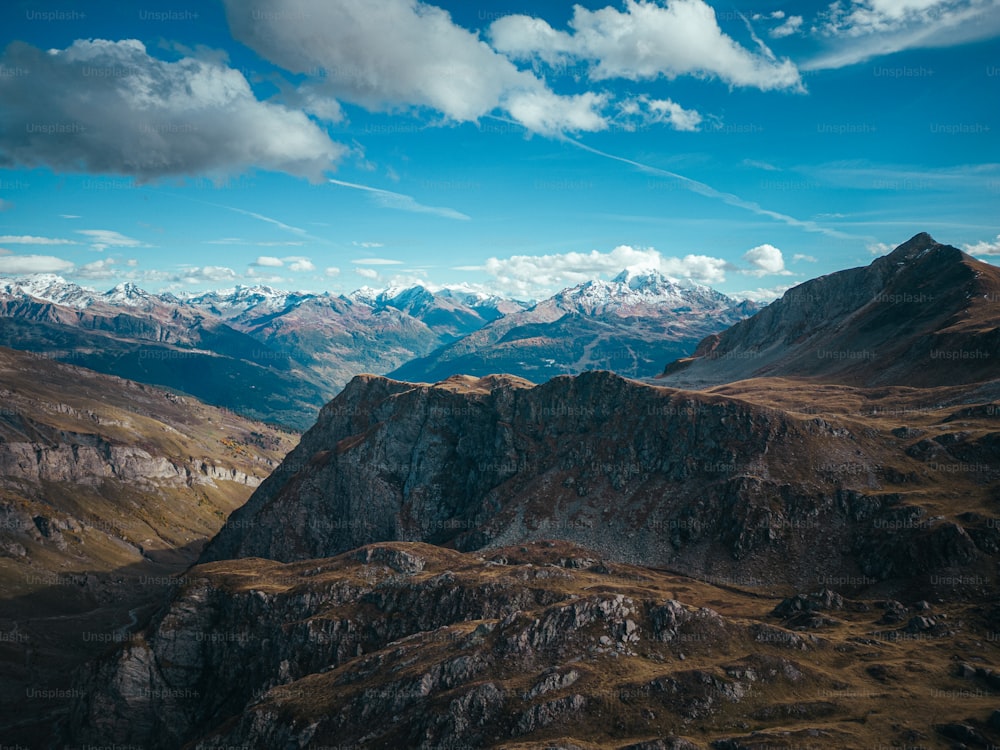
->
xmin=466 ymin=245 xmax=732 ymax=298
xmin=288 ymin=258 xmax=316 ymax=272
xmin=0 ymin=39 xmax=345 ymax=181
xmin=75 ymin=258 xmax=119 ymax=279
xmin=325 ymin=267 xmax=341 ymax=277
xmin=356 ymin=267 xmax=379 ymax=279
xmin=251 ymin=255 xmax=315 ymax=271
xmin=0 ymin=254 xmax=75 ymax=274
xmin=179 ymin=266 xmax=240 ymax=283
xmin=222 ymin=0 xmax=608 ymax=135
xmin=490 ymin=0 xmax=803 ymax=91
xmin=793 ymin=253 xmax=818 ymax=263
xmin=77 ymin=229 xmax=148 ymax=252
xmin=734 ymin=284 xmax=797 ymax=303
xmin=743 ymin=244 xmax=792 ymax=276
xmin=0 ymin=235 xmax=77 ymax=245
xmin=770 ymin=15 xmax=804 ymax=37
xmin=867 ymin=241 xmax=895 ymax=255
xmin=964 ymin=234 xmax=1000 ymax=256
xmin=617 ymin=96 xmax=703 ymax=131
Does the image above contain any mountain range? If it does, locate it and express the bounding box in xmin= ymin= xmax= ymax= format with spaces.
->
xmin=391 ymin=270 xmax=758 ymax=382
xmin=6 ymin=232 xmax=1000 ymax=748
xmin=0 ymin=272 xmax=755 ymax=428
xmin=57 ymin=233 xmax=1000 ymax=748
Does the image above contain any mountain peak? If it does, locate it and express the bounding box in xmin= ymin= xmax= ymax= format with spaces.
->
xmin=884 ymin=232 xmax=939 ymax=261
xmin=659 ymin=232 xmax=998 ymax=388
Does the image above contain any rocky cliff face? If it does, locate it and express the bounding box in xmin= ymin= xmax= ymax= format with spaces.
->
xmin=0 ymin=346 xmax=297 ymax=747
xmin=659 ymin=233 xmax=1000 ymax=388
xmin=66 ymin=540 xmax=1000 ymax=749
xmin=201 ymin=369 xmax=1000 ymax=590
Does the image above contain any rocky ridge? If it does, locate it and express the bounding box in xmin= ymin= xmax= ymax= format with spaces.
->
xmin=659 ymin=233 xmax=1000 ymax=388
xmin=201 ymin=369 xmax=1000 ymax=592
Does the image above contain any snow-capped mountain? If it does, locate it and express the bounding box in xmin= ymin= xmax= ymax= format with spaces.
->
xmin=0 ymin=274 xmax=99 ymax=309
xmin=0 ymin=269 xmax=756 ymax=424
xmin=185 ymin=285 xmax=312 ymax=316
xmin=390 ymin=269 xmax=759 ymax=384
xmin=552 ymin=269 xmax=736 ymax=314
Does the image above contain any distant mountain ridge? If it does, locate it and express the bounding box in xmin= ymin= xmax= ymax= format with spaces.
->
xmin=0 ymin=270 xmax=754 ymax=425
xmin=391 ymin=269 xmax=759 ymax=382
xmin=659 ymin=232 xmax=1000 ymax=388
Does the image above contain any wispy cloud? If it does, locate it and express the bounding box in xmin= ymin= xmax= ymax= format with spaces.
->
xmin=329 ymin=179 xmax=471 ymax=220
xmin=77 ymin=229 xmax=150 ymax=252
xmin=806 ymin=0 xmax=1000 ymax=70
xmin=553 ymin=132 xmax=869 ymax=241
xmin=0 ymin=235 xmax=77 ymax=245
xmin=351 ymin=258 xmax=404 ymax=266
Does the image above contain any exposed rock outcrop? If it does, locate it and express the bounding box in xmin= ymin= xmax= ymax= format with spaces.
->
xmin=200 ymin=369 xmax=999 ymax=589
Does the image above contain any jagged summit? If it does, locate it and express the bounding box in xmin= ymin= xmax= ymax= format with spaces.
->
xmin=659 ymin=233 xmax=1000 ymax=389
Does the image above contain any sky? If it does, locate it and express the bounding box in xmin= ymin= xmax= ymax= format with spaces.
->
xmin=0 ymin=0 xmax=997 ymax=302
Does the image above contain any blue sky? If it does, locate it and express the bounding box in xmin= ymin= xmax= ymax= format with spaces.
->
xmin=0 ymin=0 xmax=998 ymax=301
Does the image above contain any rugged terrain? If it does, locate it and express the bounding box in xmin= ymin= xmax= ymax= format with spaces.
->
xmin=391 ymin=270 xmax=758 ymax=383
xmin=200 ymin=369 xmax=1000 ymax=595
xmin=0 ymin=345 xmax=297 ymax=745
xmin=41 ymin=233 xmax=1000 ymax=747
xmin=659 ymin=233 xmax=1000 ymax=389
xmin=67 ymin=539 xmax=1000 ymax=748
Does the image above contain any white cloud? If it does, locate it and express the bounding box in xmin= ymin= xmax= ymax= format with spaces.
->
xmin=354 ymin=241 xmax=384 ymax=248
xmin=472 ymin=244 xmax=732 ymax=297
xmin=770 ymin=15 xmax=803 ymax=37
xmin=180 ymin=266 xmax=239 ymax=283
xmin=325 ymin=266 xmax=341 ymax=277
xmin=77 ymin=229 xmax=148 ymax=252
xmin=0 ymin=39 xmax=345 ymax=182
xmin=743 ymin=159 xmax=780 ymax=171
xmin=0 ymin=248 xmax=10 ymax=255
xmin=244 ymin=268 xmax=287 ymax=283
xmin=356 ymin=267 xmax=379 ymax=279
xmin=329 ymin=178 xmax=471 ymax=220
xmin=867 ymin=241 xmax=895 ymax=255
xmin=490 ymin=0 xmax=803 ymax=91
xmin=735 ymin=284 xmax=797 ymax=302
xmin=964 ymin=234 xmax=1000 ymax=256
xmin=504 ymin=90 xmax=609 ymax=135
xmin=793 ymin=253 xmax=818 ymax=263
xmin=223 ymin=0 xmax=608 ymax=135
xmin=0 ymin=235 xmax=77 ymax=245
xmin=0 ymin=254 xmax=75 ymax=274
xmin=75 ymin=258 xmax=119 ymax=279
xmin=60 ymin=214 xmax=81 ymax=219
xmin=352 ymin=258 xmax=403 ymax=266
xmin=254 ymin=256 xmax=285 ymax=267
xmin=743 ymin=243 xmax=792 ymax=276
xmin=808 ymin=0 xmax=1000 ymax=69
xmin=617 ymin=96 xmax=703 ymax=132
xmin=288 ymin=259 xmax=316 ymax=272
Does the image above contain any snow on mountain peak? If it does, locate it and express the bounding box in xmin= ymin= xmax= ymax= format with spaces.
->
xmin=0 ymin=274 xmax=98 ymax=308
